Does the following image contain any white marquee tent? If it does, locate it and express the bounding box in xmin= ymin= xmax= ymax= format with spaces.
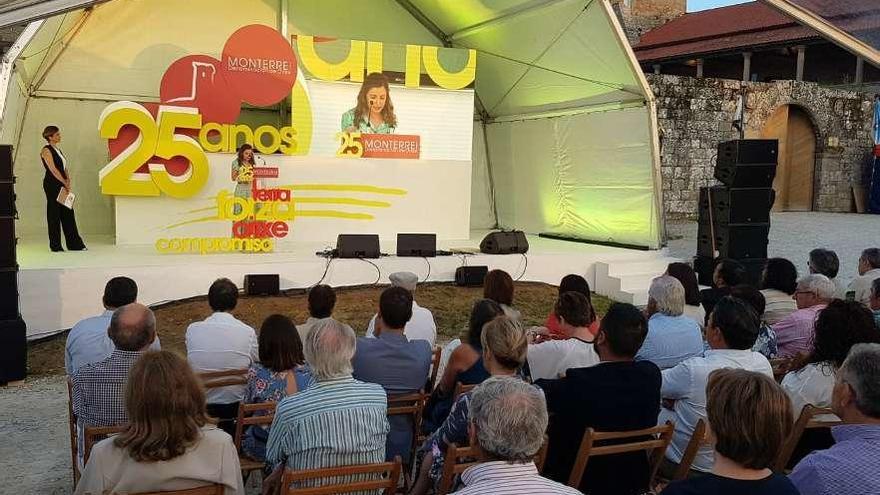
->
xmin=0 ymin=0 xmax=664 ymax=249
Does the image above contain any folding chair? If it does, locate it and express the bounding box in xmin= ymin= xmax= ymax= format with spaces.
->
xmin=232 ymin=401 xmax=277 ymax=479
xmin=437 ymin=435 xmax=549 ymax=495
xmin=282 ymin=456 xmax=402 ymax=495
xmin=428 ymin=347 xmax=442 ymax=392
xmin=567 ymin=422 xmax=674 ymax=489
xmin=387 ymin=392 xmax=427 ymax=490
xmin=452 ymin=382 xmax=475 ymax=402
xmin=83 ymin=424 xmax=127 ymax=465
xmin=67 ymin=378 xmax=80 ymax=487
xmin=672 ymin=418 xmax=707 ymax=481
xmin=774 ymin=405 xmax=841 ymax=472
xmin=198 ymin=369 xmax=249 ymax=433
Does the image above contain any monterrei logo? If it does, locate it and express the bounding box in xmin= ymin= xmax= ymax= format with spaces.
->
xmin=226 ymin=56 xmax=292 ymax=75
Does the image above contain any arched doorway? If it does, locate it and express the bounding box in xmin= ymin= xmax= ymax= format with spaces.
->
xmin=760 ymin=105 xmax=817 ymax=211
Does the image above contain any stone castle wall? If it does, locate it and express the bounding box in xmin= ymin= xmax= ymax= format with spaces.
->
xmin=648 ymin=74 xmax=875 ymax=218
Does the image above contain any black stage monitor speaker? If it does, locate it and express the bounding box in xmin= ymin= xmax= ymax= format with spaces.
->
xmin=480 ymin=231 xmax=528 ymax=255
xmin=715 ymin=139 xmax=778 ymax=188
xmin=699 ymin=186 xmax=775 ymax=226
xmin=698 ymin=222 xmax=769 ymax=260
xmin=0 ymin=269 xmax=19 ymax=320
xmin=0 ymin=145 xmax=11 ymax=181
xmin=455 ymin=265 xmax=488 ymax=287
xmin=0 ymin=182 xmax=14 ymax=217
xmin=0 ymin=217 xmax=14 ymax=268
xmin=397 ymin=233 xmax=436 ymax=257
xmin=244 ymin=274 xmax=279 ymax=296
xmin=694 ymin=255 xmax=716 ymax=287
xmin=336 ymin=234 xmax=380 ymax=259
xmin=0 ymin=317 xmax=26 ymax=383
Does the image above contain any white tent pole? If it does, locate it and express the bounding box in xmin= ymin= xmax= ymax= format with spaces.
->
xmin=0 ymin=0 xmax=108 ymax=29
xmin=29 ymin=9 xmax=91 ymax=96
xmin=0 ymin=20 xmax=42 ymax=126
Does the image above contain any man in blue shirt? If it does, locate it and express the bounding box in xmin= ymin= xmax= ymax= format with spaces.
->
xmin=790 ymin=343 xmax=880 ymax=495
xmin=636 ymin=275 xmax=704 ymax=370
xmin=65 ymin=277 xmax=160 ymax=374
xmin=353 ymin=286 xmax=432 ymax=463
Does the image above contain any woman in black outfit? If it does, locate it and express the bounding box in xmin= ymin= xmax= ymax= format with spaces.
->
xmin=41 ymin=125 xmax=85 ymax=252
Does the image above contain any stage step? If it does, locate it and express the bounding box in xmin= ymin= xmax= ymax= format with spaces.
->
xmin=594 ymin=254 xmax=680 ymax=307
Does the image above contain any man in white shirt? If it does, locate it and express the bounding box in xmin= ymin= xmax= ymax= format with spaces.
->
xmin=185 ymin=278 xmax=258 ymax=431
xmin=365 ymin=272 xmax=436 ymax=346
xmin=659 ymin=296 xmax=773 ymax=475
xmin=846 ymin=248 xmax=880 ymax=306
xmin=65 ymin=276 xmax=160 ymax=374
xmin=297 ymin=284 xmax=354 ymax=343
xmin=527 ymin=291 xmax=600 ymax=380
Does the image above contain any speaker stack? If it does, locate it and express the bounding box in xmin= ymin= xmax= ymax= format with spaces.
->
xmin=0 ymin=144 xmax=26 ymax=384
xmin=695 ymin=140 xmax=778 ymax=287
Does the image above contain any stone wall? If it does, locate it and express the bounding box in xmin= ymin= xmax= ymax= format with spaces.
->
xmin=612 ymin=0 xmax=684 ymax=45
xmin=648 ymin=74 xmax=875 ymax=218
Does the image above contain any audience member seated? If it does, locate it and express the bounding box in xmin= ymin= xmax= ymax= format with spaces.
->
xmin=660 ymin=369 xmax=798 ymax=495
xmin=296 ymin=284 xmax=354 ymax=343
xmin=353 ymin=286 xmax=432 ymax=463
xmin=846 ymin=248 xmax=880 ymax=306
xmin=729 ymin=285 xmax=778 ymax=359
xmin=659 ymin=297 xmax=773 ymax=475
xmin=540 ymin=303 xmax=661 ymax=495
xmin=528 ymin=292 xmax=600 ymax=380
xmin=65 ymin=277 xmax=159 ymax=374
xmin=75 ymin=351 xmax=244 ymax=495
xmin=365 ymin=271 xmax=437 ymax=346
xmin=782 ymin=300 xmax=880 ymax=417
xmin=543 ymin=274 xmax=599 ymax=338
xmin=872 ymin=278 xmax=880 ymax=328
xmin=760 ymin=258 xmax=799 ymax=325
xmin=450 ymin=377 xmax=582 ymax=495
xmin=666 ymin=262 xmax=705 ymax=329
xmin=699 ymin=259 xmax=746 ymax=325
xmin=266 ymin=319 xmax=389 ymax=485
xmin=790 ymin=343 xmax=880 ymax=495
xmin=71 ymin=303 xmax=156 ymax=466
xmin=185 ymin=278 xmax=258 ymax=433
xmin=772 ymin=274 xmax=834 ymax=359
xmin=412 ymin=316 xmax=528 ymax=495
xmin=423 ymin=299 xmax=503 ymax=433
xmin=241 ymin=314 xmax=314 ymax=462
xmin=484 ymin=269 xmax=521 ymax=320
xmin=809 ymin=248 xmax=845 ymax=298
xmin=636 ymin=276 xmax=704 ymax=370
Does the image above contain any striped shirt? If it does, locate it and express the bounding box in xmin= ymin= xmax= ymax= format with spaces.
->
xmin=453 ymin=461 xmax=584 ymax=494
xmin=266 ymin=375 xmax=389 ymax=490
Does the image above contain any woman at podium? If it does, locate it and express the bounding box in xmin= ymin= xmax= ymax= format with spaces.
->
xmin=340 ymin=72 xmax=397 ymax=134
xmin=40 ymin=125 xmax=86 ymax=252
xmin=231 ymin=144 xmax=256 ymax=216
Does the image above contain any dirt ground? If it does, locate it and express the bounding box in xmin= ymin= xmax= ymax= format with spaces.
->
xmin=26 ymin=282 xmax=611 ymax=377
xmin=5 ymin=282 xmax=611 ymax=494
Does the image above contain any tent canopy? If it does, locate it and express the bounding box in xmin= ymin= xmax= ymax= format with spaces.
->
xmin=1 ymin=0 xmax=663 ymax=248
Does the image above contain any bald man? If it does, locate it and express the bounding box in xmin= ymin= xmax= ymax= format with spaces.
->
xmin=71 ymin=303 xmax=156 ymax=465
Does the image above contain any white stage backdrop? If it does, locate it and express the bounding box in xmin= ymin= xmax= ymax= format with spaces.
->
xmin=115 ymin=152 xmax=472 ymax=245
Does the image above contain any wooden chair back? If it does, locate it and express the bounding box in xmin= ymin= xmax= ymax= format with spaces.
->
xmin=452 ymin=382 xmax=475 ymax=402
xmin=66 ymin=378 xmax=80 ymax=487
xmin=428 ymin=347 xmax=442 ymax=391
xmin=83 ymin=424 xmax=127 ymax=464
xmin=233 ymin=401 xmax=277 ymax=451
xmin=281 ymin=456 xmax=402 ymax=495
xmin=672 ymin=418 xmax=707 ymax=481
xmin=387 ymin=392 xmax=427 ymax=458
xmin=197 ymin=368 xmax=249 ymax=389
xmin=774 ymin=405 xmax=841 ymax=472
xmin=437 ymin=435 xmax=549 ymax=495
xmin=132 ymin=484 xmax=225 ymax=495
xmin=567 ymin=422 xmax=674 ymax=489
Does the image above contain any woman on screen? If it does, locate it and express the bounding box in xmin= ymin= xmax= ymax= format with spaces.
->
xmin=340 ymin=72 xmax=397 ymax=134
xmin=40 ymin=125 xmax=86 ymax=252
xmin=231 ymin=144 xmax=256 ymax=216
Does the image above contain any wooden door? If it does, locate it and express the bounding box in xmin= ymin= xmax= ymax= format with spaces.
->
xmin=759 ymin=105 xmax=816 ymax=211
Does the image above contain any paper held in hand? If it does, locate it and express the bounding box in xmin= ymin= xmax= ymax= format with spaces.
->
xmin=56 ymin=188 xmax=75 ymax=209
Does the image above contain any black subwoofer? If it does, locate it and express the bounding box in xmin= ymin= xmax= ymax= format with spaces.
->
xmin=480 ymin=231 xmax=528 ymax=255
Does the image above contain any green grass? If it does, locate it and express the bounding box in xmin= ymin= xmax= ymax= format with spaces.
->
xmin=26 ymin=282 xmax=614 ymax=377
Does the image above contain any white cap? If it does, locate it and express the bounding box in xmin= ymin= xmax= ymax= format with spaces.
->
xmin=389 ymin=271 xmax=419 ymax=292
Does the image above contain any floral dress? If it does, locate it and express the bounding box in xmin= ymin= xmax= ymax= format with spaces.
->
xmin=241 ymin=363 xmax=314 ymax=461
xmin=415 ymin=392 xmax=473 ymax=490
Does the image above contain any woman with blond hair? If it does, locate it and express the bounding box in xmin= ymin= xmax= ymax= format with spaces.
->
xmin=660 ymin=368 xmax=798 ymax=494
xmin=411 ymin=315 xmax=529 ymax=495
xmin=75 ymin=351 xmax=244 ymax=495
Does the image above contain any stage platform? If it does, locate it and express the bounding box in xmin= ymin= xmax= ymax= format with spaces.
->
xmin=17 ymin=231 xmax=678 ymax=339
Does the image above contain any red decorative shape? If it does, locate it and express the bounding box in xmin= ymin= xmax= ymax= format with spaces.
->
xmin=221 ymin=25 xmax=297 ymax=107
xmin=159 ymin=54 xmax=241 ymax=124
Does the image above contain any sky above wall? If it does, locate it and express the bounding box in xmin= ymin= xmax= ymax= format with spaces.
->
xmin=689 ymin=0 xmax=751 ymax=11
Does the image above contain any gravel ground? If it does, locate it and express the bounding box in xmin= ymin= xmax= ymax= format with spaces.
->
xmin=666 ymin=212 xmax=880 ymax=286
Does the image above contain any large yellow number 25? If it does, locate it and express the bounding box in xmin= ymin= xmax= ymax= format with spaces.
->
xmin=98 ymin=102 xmax=208 ymax=198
